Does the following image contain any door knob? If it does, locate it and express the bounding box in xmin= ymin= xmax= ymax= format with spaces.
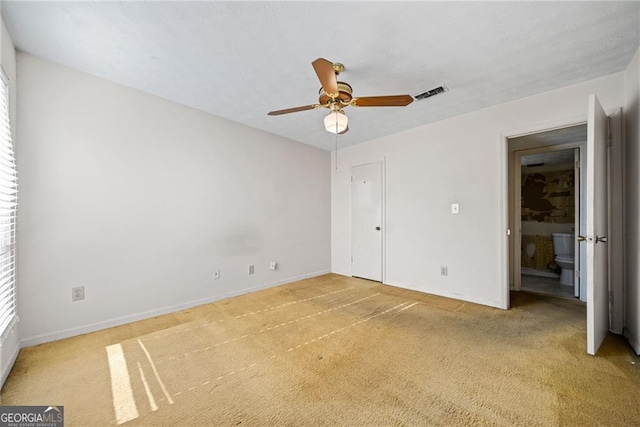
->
xmin=577 ymin=235 xmax=587 ymax=242
xmin=375 ymin=226 xmax=381 ymax=231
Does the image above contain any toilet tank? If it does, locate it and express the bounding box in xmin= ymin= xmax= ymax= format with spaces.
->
xmin=551 ymin=232 xmax=575 ymax=256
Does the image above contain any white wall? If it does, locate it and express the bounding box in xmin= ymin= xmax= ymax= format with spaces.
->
xmin=0 ymin=14 xmax=19 ymax=387
xmin=521 ymin=221 xmax=573 ymax=236
xmin=16 ymin=53 xmax=331 ymax=346
xmin=332 ymin=73 xmax=624 ymax=309
xmin=624 ymin=47 xmax=640 ymax=354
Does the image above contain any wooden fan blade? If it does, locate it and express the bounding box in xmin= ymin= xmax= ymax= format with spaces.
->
xmin=312 ymin=58 xmax=339 ymax=98
xmin=338 ymin=126 xmax=349 ymax=135
xmin=268 ymin=104 xmax=318 ymax=116
xmin=351 ymin=95 xmax=414 ymax=107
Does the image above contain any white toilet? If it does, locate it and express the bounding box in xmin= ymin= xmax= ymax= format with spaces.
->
xmin=551 ymin=232 xmax=575 ymax=286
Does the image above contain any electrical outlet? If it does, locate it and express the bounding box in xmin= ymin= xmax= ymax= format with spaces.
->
xmin=72 ymin=286 xmax=85 ymax=301
xmin=270 ymin=261 xmax=277 ymax=271
xmin=213 ymin=269 xmax=220 ymax=280
xmin=248 ymin=264 xmax=254 ymax=275
xmin=440 ymin=266 xmax=448 ymax=276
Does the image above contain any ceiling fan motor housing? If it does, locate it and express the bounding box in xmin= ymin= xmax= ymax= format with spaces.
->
xmin=318 ymin=82 xmax=353 ymax=106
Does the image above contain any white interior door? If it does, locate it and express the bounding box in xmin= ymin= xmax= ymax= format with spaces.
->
xmin=585 ymin=94 xmax=609 ymax=355
xmin=351 ymin=162 xmax=382 ymax=281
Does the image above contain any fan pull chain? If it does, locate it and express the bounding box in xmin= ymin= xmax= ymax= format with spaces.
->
xmin=334 ymin=113 xmax=339 ymax=171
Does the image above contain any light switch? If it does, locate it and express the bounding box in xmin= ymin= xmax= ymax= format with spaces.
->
xmin=451 ymin=203 xmax=460 ymax=214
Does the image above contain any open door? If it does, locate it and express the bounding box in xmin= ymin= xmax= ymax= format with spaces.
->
xmin=583 ymin=94 xmax=609 ymax=355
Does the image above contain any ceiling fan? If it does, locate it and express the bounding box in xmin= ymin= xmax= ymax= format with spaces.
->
xmin=267 ymin=58 xmax=414 ymax=134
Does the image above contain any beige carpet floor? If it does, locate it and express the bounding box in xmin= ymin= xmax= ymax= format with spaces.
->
xmin=1 ymin=274 xmax=639 ymax=426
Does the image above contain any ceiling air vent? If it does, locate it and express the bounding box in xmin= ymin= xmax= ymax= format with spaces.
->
xmin=413 ymin=85 xmax=448 ymax=101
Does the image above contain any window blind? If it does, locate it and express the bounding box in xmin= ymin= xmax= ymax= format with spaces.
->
xmin=0 ymin=68 xmax=18 ymax=338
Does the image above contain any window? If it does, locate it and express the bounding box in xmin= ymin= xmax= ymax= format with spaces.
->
xmin=0 ymin=68 xmax=17 ymax=337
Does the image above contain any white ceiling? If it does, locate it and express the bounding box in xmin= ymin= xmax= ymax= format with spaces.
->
xmin=2 ymin=2 xmax=639 ymax=151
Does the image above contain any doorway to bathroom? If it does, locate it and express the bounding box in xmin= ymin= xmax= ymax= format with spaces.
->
xmin=508 ymin=125 xmax=587 ymax=302
xmin=505 ymin=99 xmax=623 ymax=355
xmin=518 ymin=146 xmax=581 ymax=300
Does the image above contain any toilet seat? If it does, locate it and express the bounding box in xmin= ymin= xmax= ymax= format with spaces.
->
xmin=555 ymin=255 xmax=574 ymax=264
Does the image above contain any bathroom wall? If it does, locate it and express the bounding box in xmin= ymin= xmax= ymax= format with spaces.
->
xmin=521 ymin=221 xmax=574 ymax=236
xmin=521 ymin=166 xmax=575 ymax=224
xmin=521 ymin=164 xmax=575 ymax=273
xmin=521 ymin=235 xmax=555 ymax=272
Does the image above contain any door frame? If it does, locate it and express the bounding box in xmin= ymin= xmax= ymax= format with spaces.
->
xmin=500 ymin=109 xmax=624 ymax=333
xmin=349 ymin=158 xmax=386 ymax=283
xmin=607 ymin=109 xmax=624 ymax=334
xmin=512 ymin=142 xmax=584 ymax=293
xmin=501 ymin=114 xmax=587 ymax=309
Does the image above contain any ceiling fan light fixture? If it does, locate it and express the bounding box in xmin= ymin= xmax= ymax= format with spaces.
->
xmin=324 ymin=110 xmax=349 ymax=134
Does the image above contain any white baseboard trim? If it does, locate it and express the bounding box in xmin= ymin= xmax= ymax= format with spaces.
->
xmin=623 ymin=327 xmax=640 ymax=355
xmin=385 ymin=279 xmax=503 ymax=309
xmin=20 ymin=270 xmax=330 ymax=348
xmin=329 ymin=272 xmax=505 ymax=309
